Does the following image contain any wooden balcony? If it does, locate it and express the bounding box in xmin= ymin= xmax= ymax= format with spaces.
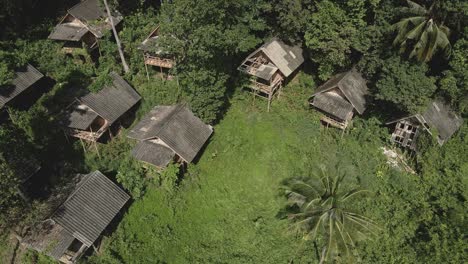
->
xmin=250 ymin=79 xmax=282 ymax=96
xmin=320 ymin=114 xmax=348 ymax=130
xmin=67 ymin=125 xmax=108 ymax=142
xmin=144 ymin=55 xmax=174 ymax=68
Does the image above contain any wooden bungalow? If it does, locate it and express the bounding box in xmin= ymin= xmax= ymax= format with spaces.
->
xmin=127 ymin=105 xmax=213 ymax=169
xmin=0 ymin=64 xmax=44 ymax=111
xmin=139 ymin=26 xmax=176 ymax=79
xmin=309 ymin=69 xmax=368 ymax=130
xmin=60 ymin=72 xmax=141 ymax=143
xmin=22 ymin=171 xmax=130 ymax=264
xmin=238 ymin=38 xmax=304 ymax=111
xmin=387 ymin=100 xmax=463 ymax=150
xmin=48 ymin=0 xmax=123 ymax=55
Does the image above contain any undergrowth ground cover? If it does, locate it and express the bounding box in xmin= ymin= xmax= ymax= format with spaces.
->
xmin=81 ymin=79 xmax=389 ymax=264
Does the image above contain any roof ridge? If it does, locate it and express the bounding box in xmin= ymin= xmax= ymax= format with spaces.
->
xmin=145 ymin=104 xmax=185 ymax=140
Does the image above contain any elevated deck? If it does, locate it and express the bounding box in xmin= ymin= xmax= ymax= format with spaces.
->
xmin=144 ymin=55 xmax=175 ymax=68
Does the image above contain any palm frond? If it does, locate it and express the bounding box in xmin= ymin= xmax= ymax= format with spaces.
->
xmin=406 ymin=0 xmax=428 ymax=15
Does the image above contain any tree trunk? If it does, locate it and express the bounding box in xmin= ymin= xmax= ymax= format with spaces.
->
xmin=103 ymin=0 xmax=129 ymax=73
xmin=319 ymin=246 xmax=327 ymax=264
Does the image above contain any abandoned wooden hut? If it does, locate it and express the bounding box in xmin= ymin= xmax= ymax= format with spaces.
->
xmin=139 ymin=26 xmax=176 ymax=79
xmin=127 ymin=105 xmax=213 ymax=168
xmin=60 ymin=72 xmax=141 ymax=142
xmin=309 ymin=69 xmax=368 ymax=130
xmin=48 ymin=0 xmax=123 ymax=55
xmin=0 ymin=64 xmax=44 ymax=111
xmin=22 ymin=171 xmax=129 ymax=264
xmin=238 ymin=38 xmax=304 ymax=111
xmin=387 ymin=100 xmax=463 ymax=150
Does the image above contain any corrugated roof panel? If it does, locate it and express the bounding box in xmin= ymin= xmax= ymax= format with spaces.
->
xmin=52 ymin=171 xmax=129 ymax=247
xmin=0 ymin=64 xmax=43 ymax=108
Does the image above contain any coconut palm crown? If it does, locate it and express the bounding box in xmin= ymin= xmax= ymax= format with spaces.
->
xmin=392 ymin=0 xmax=451 ymax=62
xmin=283 ymin=167 xmax=379 ymax=263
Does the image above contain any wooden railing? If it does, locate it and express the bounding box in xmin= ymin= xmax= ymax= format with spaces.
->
xmin=67 ymin=125 xmax=108 ymax=142
xmin=144 ymin=55 xmax=174 ymax=68
xmin=250 ymin=79 xmax=281 ymax=95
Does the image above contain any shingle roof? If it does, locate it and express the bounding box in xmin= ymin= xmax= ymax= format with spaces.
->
xmin=131 ymin=141 xmax=175 ymax=168
xmin=128 ymin=105 xmax=213 ymax=163
xmin=48 ymin=23 xmax=89 ymax=41
xmin=0 ymin=64 xmax=43 ymax=108
xmin=311 ymin=92 xmax=354 ymax=121
xmin=52 ymin=171 xmax=130 ymax=246
xmin=311 ymin=69 xmax=368 ymax=114
xmin=259 ymin=38 xmax=304 ymax=77
xmin=422 ymin=101 xmax=463 ymax=144
xmin=77 ymin=72 xmax=141 ymax=125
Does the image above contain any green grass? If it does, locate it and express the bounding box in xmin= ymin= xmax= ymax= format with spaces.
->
xmin=87 ymin=82 xmax=388 ymax=264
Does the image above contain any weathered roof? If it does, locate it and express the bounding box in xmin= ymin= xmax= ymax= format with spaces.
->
xmin=131 ymin=141 xmax=175 ymax=168
xmin=0 ymin=64 xmax=43 ymax=108
xmin=48 ymin=23 xmax=89 ymax=41
xmin=22 ymin=220 xmax=75 ymax=261
xmin=77 ymin=72 xmax=141 ymax=125
xmin=64 ymin=104 xmax=99 ymax=130
xmin=68 ymin=0 xmax=106 ymax=22
xmin=387 ymin=100 xmax=463 ymax=145
xmin=56 ymin=0 xmax=123 ymax=39
xmin=254 ymin=64 xmax=279 ymax=81
xmin=128 ymin=105 xmax=213 ymax=163
xmin=311 ymin=69 xmax=368 ymax=114
xmin=52 ymin=171 xmax=130 ymax=246
xmin=421 ymin=101 xmax=463 ymax=143
xmin=259 ymin=38 xmax=304 ymax=77
xmin=311 ymin=92 xmax=354 ymax=121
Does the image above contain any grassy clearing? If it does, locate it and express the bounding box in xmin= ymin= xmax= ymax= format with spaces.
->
xmin=84 ymin=79 xmax=388 ymax=264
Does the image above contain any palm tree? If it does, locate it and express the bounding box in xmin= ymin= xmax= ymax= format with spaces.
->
xmin=102 ymin=0 xmax=129 ymax=73
xmin=392 ymin=0 xmax=451 ymax=62
xmin=283 ymin=167 xmax=378 ymax=263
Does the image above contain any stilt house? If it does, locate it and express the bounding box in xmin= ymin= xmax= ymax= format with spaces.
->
xmin=127 ymin=105 xmax=213 ymax=169
xmin=387 ymin=100 xmax=463 ymax=150
xmin=238 ymin=38 xmax=304 ymax=111
xmin=60 ymin=72 xmax=141 ymax=142
xmin=309 ymin=69 xmax=368 ymax=130
xmin=139 ymin=26 xmax=175 ymax=79
xmin=0 ymin=64 xmax=44 ymax=110
xmin=48 ymin=0 xmax=123 ymax=54
xmin=22 ymin=171 xmax=130 ymax=264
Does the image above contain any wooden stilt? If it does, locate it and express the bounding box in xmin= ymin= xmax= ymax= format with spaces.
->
xmin=144 ymin=54 xmax=150 ymax=81
xmin=79 ymin=138 xmax=87 ymax=153
xmin=97 ymin=40 xmax=102 ymax=57
xmin=267 ymin=91 xmax=272 ymax=112
xmin=160 ymin=65 xmax=164 ymax=80
xmin=94 ymin=141 xmax=101 ymax=159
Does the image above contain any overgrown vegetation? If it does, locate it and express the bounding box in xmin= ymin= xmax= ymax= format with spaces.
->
xmin=0 ymin=0 xmax=466 ymax=263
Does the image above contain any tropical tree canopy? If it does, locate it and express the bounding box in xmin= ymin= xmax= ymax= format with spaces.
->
xmin=392 ymin=0 xmax=452 ymax=62
xmin=283 ymin=167 xmax=379 ymax=262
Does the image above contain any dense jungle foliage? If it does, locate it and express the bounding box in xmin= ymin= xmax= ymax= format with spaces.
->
xmin=0 ymin=0 xmax=466 ymax=263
